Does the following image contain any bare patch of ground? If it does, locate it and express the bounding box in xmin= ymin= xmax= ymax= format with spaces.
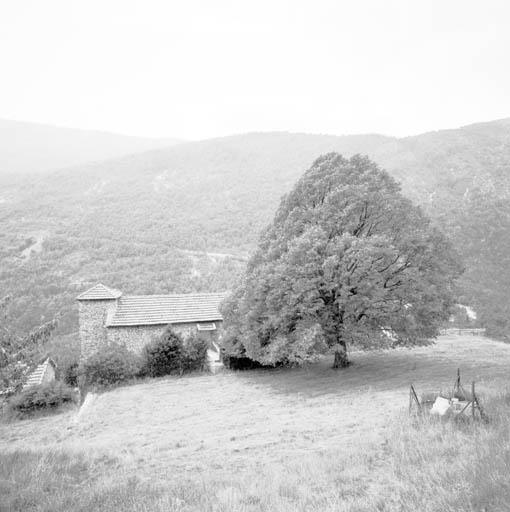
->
xmin=20 ymin=230 xmax=48 ymax=261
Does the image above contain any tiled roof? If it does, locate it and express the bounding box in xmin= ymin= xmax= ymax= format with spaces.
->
xmin=76 ymin=283 xmax=122 ymax=301
xmin=107 ymin=293 xmax=226 ymax=327
xmin=22 ymin=358 xmax=56 ymax=390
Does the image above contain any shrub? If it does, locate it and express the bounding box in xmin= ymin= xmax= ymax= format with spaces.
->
xmin=222 ymin=355 xmax=266 ymax=370
xmin=79 ymin=343 xmax=142 ymax=388
xmin=7 ymin=381 xmax=75 ymax=416
xmin=141 ymin=329 xmax=211 ymax=377
xmin=182 ymin=332 xmax=209 ymax=372
xmin=142 ymin=328 xmax=184 ymax=377
xmin=63 ymin=361 xmax=79 ymax=387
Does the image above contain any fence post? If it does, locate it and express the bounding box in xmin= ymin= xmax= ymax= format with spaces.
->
xmin=472 ymin=381 xmax=475 ymax=421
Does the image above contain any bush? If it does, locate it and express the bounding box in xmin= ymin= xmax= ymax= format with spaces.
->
xmin=222 ymin=355 xmax=266 ymax=370
xmin=63 ymin=362 xmax=79 ymax=387
xmin=7 ymin=381 xmax=75 ymax=416
xmin=142 ymin=328 xmax=184 ymax=377
xmin=79 ymin=343 xmax=142 ymax=388
xmin=182 ymin=332 xmax=209 ymax=372
xmin=141 ymin=328 xmax=210 ymax=377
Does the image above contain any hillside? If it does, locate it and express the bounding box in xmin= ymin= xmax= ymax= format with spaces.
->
xmin=0 ymin=118 xmax=183 ymax=183
xmin=2 ymin=334 xmax=510 ymax=511
xmin=1 ymin=121 xmax=510 ymax=336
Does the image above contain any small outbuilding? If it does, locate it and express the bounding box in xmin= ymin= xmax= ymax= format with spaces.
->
xmin=22 ymin=357 xmax=57 ymax=390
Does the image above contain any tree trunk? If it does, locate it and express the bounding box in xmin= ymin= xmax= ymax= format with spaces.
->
xmin=332 ymin=342 xmax=350 ymax=368
xmin=320 ymin=303 xmax=349 ymax=368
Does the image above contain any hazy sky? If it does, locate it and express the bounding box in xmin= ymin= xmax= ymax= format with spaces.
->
xmin=1 ymin=0 xmax=509 ymax=140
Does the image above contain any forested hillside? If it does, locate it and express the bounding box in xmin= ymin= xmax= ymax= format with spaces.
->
xmin=0 ymin=118 xmax=183 ymax=184
xmin=1 ymin=121 xmax=510 ymax=339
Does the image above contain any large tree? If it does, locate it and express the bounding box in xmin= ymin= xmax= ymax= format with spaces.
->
xmin=221 ymin=153 xmax=462 ymax=368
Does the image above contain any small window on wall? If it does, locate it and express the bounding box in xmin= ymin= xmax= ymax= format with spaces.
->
xmin=197 ymin=322 xmax=216 ymax=331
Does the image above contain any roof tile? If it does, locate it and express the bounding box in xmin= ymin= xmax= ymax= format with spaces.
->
xmin=77 ymin=284 xmax=122 ymax=301
xmin=107 ymin=293 xmax=226 ymax=327
xmin=22 ymin=358 xmax=56 ymax=390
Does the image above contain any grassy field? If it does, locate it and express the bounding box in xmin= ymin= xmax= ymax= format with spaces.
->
xmin=1 ymin=334 xmax=510 ymax=511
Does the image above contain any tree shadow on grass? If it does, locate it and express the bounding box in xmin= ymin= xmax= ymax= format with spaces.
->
xmin=228 ymin=336 xmax=510 ymax=399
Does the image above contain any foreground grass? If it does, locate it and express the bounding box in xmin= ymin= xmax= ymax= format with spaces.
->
xmin=1 ymin=393 xmax=510 ymax=511
xmin=2 ymin=335 xmax=510 ymax=511
xmin=0 ymin=447 xmax=391 ymax=512
xmin=394 ymin=393 xmax=510 ymax=511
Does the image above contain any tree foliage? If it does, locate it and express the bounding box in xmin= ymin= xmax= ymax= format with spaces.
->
xmin=181 ymin=332 xmax=209 ymax=373
xmin=142 ymin=328 xmax=185 ymax=377
xmin=78 ymin=343 xmax=142 ymax=388
xmin=222 ymin=154 xmax=462 ymax=367
xmin=142 ymin=328 xmax=210 ymax=376
xmin=7 ymin=381 xmax=75 ymax=417
xmin=0 ymin=295 xmax=57 ymax=391
xmin=450 ymin=175 xmax=510 ymax=340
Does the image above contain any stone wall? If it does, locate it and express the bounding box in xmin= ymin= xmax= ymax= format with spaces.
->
xmin=78 ymin=299 xmax=118 ymax=358
xmin=42 ymin=364 xmax=55 ymax=385
xmin=106 ymin=325 xmax=164 ymax=354
xmin=106 ymin=322 xmax=222 ymax=355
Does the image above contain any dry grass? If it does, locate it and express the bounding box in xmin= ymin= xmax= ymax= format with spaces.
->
xmin=391 ymin=396 xmax=510 ymax=512
xmin=1 ymin=334 xmax=510 ymax=511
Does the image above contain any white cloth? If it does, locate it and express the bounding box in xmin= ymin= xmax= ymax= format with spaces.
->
xmin=430 ymin=396 xmax=451 ymax=416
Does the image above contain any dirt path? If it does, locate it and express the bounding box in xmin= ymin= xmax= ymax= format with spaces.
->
xmin=181 ymin=249 xmax=248 ymax=262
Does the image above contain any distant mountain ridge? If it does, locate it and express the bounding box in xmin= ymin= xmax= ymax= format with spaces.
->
xmin=0 ymin=118 xmax=184 ymax=183
xmin=1 ymin=119 xmax=510 ymax=339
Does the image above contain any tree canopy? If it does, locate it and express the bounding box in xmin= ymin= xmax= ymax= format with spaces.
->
xmin=221 ymin=153 xmax=462 ymax=367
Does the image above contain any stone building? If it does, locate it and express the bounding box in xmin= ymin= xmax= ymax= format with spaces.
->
xmin=77 ymin=283 xmax=226 ymax=358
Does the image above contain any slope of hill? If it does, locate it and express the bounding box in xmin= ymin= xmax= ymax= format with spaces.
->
xmin=0 ymin=118 xmax=183 ymax=183
xmin=2 ymin=335 xmax=510 ymax=511
xmin=1 ymin=121 xmax=510 ymax=336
